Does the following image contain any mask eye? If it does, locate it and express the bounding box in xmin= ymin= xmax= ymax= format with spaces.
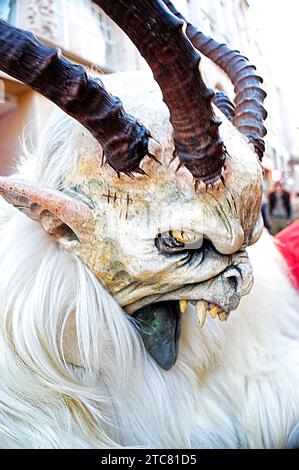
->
xmin=155 ymin=231 xmax=185 ymax=256
xmin=155 ymin=230 xmax=204 ymax=257
xmin=172 ymin=230 xmax=204 ymax=250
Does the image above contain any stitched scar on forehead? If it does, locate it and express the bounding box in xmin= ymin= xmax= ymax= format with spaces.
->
xmin=100 ymin=190 xmax=133 ymax=220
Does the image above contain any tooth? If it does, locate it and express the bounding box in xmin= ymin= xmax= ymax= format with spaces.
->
xmin=196 ymin=300 xmax=207 ymax=328
xmin=218 ymin=311 xmax=226 ymax=321
xmin=210 ymin=305 xmax=219 ymax=318
xmin=179 ymin=300 xmax=188 ymax=314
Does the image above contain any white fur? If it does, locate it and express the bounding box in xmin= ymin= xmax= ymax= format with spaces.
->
xmin=0 ymin=113 xmax=299 ymax=448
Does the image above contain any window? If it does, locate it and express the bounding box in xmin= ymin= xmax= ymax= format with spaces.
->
xmin=52 ymin=0 xmax=110 ymax=65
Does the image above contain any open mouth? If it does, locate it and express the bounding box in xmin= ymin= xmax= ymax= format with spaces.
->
xmin=131 ymin=299 xmax=229 ymax=371
xmin=179 ymin=299 xmax=229 ymax=324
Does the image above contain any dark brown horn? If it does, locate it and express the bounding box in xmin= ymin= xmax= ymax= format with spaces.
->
xmin=0 ymin=19 xmax=151 ymax=175
xmin=163 ymin=0 xmax=267 ymax=160
xmin=95 ymin=0 xmax=226 ymax=185
xmin=212 ymin=92 xmax=235 ymax=122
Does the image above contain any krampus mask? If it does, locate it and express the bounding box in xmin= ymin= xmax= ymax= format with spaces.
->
xmin=0 ymin=0 xmax=267 ymax=369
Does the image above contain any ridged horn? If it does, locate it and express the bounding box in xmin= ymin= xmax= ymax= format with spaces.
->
xmin=163 ymin=0 xmax=267 ymax=160
xmin=212 ymin=92 xmax=235 ymax=122
xmin=95 ymin=0 xmax=226 ymax=185
xmin=0 ymin=19 xmax=152 ymax=174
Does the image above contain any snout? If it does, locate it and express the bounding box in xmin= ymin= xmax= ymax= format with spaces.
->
xmin=222 ymin=266 xmax=243 ymax=294
xmin=219 ymin=266 xmax=244 ymax=311
xmin=203 ymin=252 xmax=254 ymax=313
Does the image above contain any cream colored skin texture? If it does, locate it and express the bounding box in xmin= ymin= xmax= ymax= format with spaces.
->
xmin=0 ymin=72 xmax=263 ymax=317
xmin=0 ymin=71 xmax=264 ymax=359
xmin=53 ymin=72 xmax=263 ymax=315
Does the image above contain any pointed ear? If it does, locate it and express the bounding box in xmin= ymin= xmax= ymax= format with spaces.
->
xmin=0 ymin=177 xmax=94 ymax=242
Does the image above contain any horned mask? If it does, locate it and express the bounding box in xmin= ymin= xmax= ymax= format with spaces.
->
xmin=0 ymin=0 xmax=267 ymax=369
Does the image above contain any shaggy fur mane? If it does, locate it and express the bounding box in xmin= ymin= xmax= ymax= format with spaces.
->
xmin=0 ymin=111 xmax=299 ymax=448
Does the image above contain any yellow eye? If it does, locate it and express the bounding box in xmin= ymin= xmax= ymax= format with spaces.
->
xmin=155 ymin=230 xmax=204 ymax=257
xmin=171 ymin=230 xmax=190 ymax=244
xmin=171 ymin=230 xmax=202 ymax=247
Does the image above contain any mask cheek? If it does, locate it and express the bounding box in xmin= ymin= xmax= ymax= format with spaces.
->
xmin=248 ymin=213 xmax=264 ymax=246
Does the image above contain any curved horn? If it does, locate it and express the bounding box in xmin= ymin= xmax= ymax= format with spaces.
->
xmin=96 ymin=0 xmax=226 ymax=185
xmin=0 ymin=19 xmax=151 ymax=175
xmin=163 ymin=0 xmax=267 ymax=160
xmin=212 ymin=92 xmax=235 ymax=122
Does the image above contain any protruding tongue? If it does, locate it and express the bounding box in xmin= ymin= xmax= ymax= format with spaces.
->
xmin=131 ymin=301 xmax=181 ymax=370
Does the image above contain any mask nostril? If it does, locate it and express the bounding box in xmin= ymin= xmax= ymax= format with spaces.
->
xmin=226 ymin=275 xmax=239 ymax=292
xmin=223 ymin=267 xmax=243 ymax=293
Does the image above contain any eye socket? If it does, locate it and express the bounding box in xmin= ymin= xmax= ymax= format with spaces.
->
xmin=155 ymin=230 xmax=212 ymax=259
xmin=155 ymin=229 xmax=206 ymax=256
xmin=155 ymin=231 xmax=186 ymax=257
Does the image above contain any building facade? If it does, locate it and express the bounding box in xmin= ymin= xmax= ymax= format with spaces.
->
xmin=0 ymin=0 xmax=144 ymax=175
xmin=0 ymin=0 xmax=297 ymax=189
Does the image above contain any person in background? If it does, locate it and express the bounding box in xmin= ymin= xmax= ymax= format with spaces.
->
xmin=268 ymin=182 xmax=293 ymax=235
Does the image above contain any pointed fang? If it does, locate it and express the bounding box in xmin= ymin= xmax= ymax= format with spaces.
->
xmin=196 ymin=300 xmax=207 ymax=328
xmin=218 ymin=311 xmax=226 ymax=321
xmin=179 ymin=300 xmax=188 ymax=314
xmin=210 ymin=305 xmax=219 ymax=318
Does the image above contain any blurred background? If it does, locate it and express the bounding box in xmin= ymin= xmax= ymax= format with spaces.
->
xmin=0 ymin=0 xmax=298 ymax=217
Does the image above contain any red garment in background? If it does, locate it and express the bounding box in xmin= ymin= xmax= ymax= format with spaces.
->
xmin=275 ymin=220 xmax=299 ymax=291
